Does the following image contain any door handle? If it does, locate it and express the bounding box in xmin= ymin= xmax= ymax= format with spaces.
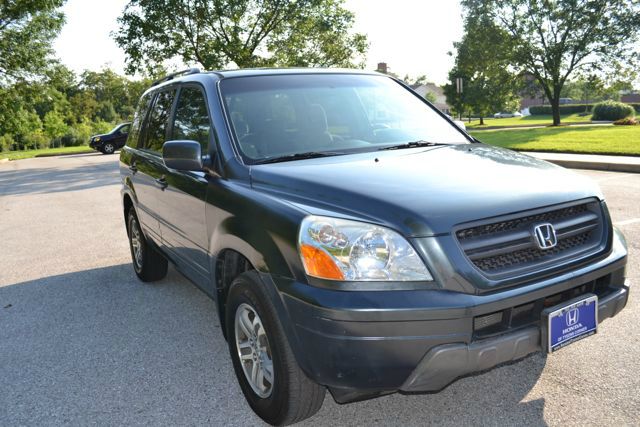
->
xmin=129 ymin=163 xmax=137 ymax=174
xmin=155 ymin=177 xmax=168 ymax=190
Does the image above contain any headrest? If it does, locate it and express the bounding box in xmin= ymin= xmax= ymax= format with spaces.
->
xmin=306 ymin=104 xmax=329 ymax=133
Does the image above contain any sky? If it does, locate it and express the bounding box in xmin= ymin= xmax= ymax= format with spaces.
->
xmin=53 ymin=0 xmax=464 ymax=85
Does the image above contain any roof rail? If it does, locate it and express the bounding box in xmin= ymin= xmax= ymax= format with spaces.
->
xmin=151 ymin=68 xmax=201 ymax=87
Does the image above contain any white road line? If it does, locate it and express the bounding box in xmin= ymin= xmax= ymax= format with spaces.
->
xmin=614 ymin=218 xmax=640 ymax=226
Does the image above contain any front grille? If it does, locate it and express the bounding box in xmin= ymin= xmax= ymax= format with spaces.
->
xmin=457 ymin=204 xmax=589 ymax=240
xmin=473 ymin=231 xmax=593 ymax=272
xmin=456 ymin=200 xmax=606 ymax=279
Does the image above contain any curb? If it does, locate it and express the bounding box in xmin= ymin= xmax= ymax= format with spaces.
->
xmin=544 ymin=159 xmax=640 ymax=173
xmin=467 ymin=121 xmax=613 ymax=132
xmin=523 ymin=152 xmax=640 ymax=173
xmin=34 ymin=150 xmax=95 ymax=158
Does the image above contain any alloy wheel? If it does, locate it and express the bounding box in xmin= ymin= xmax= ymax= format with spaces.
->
xmin=130 ymin=217 xmax=143 ymax=269
xmin=235 ymin=303 xmax=274 ymax=398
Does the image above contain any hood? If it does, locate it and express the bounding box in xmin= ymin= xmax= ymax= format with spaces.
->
xmin=250 ymin=144 xmax=603 ymax=236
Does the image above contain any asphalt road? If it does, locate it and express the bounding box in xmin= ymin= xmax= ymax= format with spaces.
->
xmin=1 ymin=153 xmax=638 ymax=426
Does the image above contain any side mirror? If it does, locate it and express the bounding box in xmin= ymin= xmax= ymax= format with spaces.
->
xmin=162 ymin=140 xmax=203 ymax=171
xmin=454 ymin=120 xmax=466 ymax=131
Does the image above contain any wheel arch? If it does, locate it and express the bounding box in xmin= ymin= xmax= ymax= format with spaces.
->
xmin=212 ymin=248 xmax=313 ymax=381
xmin=122 ymin=192 xmax=134 ymax=234
xmin=208 ymin=215 xmax=302 ymax=341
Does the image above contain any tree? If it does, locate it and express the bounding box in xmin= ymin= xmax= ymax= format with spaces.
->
xmin=114 ymin=0 xmax=368 ymax=74
xmin=0 ymin=64 xmax=153 ymax=151
xmin=424 ymin=91 xmax=437 ymax=103
xmin=575 ymin=74 xmax=605 ymax=109
xmin=43 ymin=110 xmax=68 ymax=142
xmin=0 ymin=0 xmax=66 ymax=83
xmin=444 ymin=9 xmax=519 ymax=124
xmin=465 ymin=0 xmax=640 ymax=125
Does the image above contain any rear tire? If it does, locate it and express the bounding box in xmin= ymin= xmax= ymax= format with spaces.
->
xmin=226 ymin=272 xmax=325 ymax=425
xmin=127 ymin=208 xmax=168 ymax=282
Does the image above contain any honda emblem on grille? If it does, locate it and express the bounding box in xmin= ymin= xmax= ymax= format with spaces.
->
xmin=533 ymin=223 xmax=557 ymax=250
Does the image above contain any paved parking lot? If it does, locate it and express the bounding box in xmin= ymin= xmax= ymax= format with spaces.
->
xmin=1 ymin=153 xmax=638 ymax=425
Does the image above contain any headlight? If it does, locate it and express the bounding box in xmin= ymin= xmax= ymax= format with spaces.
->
xmin=94 ymin=137 xmax=100 ymax=142
xmin=298 ymin=216 xmax=433 ymax=281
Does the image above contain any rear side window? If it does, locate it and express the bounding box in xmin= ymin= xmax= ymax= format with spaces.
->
xmin=144 ymin=89 xmax=176 ymax=153
xmin=126 ymin=94 xmax=152 ymax=148
xmin=172 ymin=86 xmax=211 ymax=152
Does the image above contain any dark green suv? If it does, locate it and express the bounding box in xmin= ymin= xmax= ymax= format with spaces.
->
xmin=119 ymin=68 xmax=629 ymax=425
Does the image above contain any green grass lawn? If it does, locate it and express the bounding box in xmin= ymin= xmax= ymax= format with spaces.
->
xmin=0 ymin=145 xmax=94 ymax=161
xmin=470 ymin=125 xmax=640 ymax=156
xmin=465 ymin=113 xmax=592 ymax=129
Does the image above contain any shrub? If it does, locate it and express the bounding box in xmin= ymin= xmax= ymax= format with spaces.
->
xmin=59 ymin=123 xmax=94 ymax=146
xmin=591 ymin=101 xmax=635 ymax=121
xmin=91 ymin=120 xmax=113 ymax=135
xmin=22 ymin=132 xmax=49 ymax=150
xmin=613 ymin=117 xmax=638 ymax=126
xmin=74 ymin=121 xmax=93 ymax=144
xmin=528 ymin=104 xmax=593 ymax=115
xmin=43 ymin=111 xmax=69 ymax=140
xmin=0 ymin=134 xmax=15 ymax=152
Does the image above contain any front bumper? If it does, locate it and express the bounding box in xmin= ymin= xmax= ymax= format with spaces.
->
xmin=275 ymin=229 xmax=628 ymax=403
xmin=401 ymin=285 xmax=627 ymax=393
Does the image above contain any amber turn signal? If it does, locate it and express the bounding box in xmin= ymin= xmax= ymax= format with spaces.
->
xmin=300 ymin=244 xmax=345 ymax=280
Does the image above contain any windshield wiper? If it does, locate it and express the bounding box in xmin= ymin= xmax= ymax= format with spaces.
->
xmin=379 ymin=140 xmax=447 ymax=151
xmin=253 ymin=151 xmax=343 ymax=165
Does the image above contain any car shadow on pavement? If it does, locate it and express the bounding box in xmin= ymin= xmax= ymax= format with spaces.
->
xmin=304 ymin=353 xmax=548 ymax=426
xmin=0 ymin=264 xmax=259 ymax=425
xmin=0 ymin=264 xmax=547 ymax=426
xmin=0 ymin=154 xmax=118 ymax=196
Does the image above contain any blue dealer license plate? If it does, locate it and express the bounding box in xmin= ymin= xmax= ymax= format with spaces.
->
xmin=545 ymin=294 xmax=598 ymax=353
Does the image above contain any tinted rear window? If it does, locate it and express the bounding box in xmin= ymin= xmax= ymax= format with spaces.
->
xmin=126 ymin=94 xmax=152 ymax=148
xmin=144 ymin=89 xmax=176 ymax=153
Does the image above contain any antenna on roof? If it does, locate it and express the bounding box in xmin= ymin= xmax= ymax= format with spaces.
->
xmin=151 ymin=68 xmax=201 ymax=87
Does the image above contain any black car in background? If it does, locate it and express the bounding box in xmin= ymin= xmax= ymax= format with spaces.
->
xmin=89 ymin=122 xmax=131 ymax=154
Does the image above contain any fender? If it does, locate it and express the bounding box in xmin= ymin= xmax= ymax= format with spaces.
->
xmin=120 ymin=182 xmax=153 ymax=238
xmin=208 ymin=215 xmax=315 ymax=377
xmin=209 ymin=215 xmax=295 ymax=277
xmin=120 ymin=185 xmax=137 ymax=227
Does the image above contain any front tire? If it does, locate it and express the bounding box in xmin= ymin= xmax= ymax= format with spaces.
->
xmin=102 ymin=142 xmax=116 ymax=154
xmin=226 ymin=272 xmax=325 ymax=425
xmin=127 ymin=208 xmax=168 ymax=282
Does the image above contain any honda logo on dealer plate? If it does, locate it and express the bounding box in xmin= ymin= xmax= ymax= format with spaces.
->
xmin=533 ymin=223 xmax=557 ymax=250
xmin=566 ymin=308 xmax=579 ymax=326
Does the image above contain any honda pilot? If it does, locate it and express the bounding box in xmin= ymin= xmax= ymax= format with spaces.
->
xmin=119 ymin=68 xmax=629 ymax=426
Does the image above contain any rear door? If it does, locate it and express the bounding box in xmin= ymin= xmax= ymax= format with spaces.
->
xmin=157 ymin=84 xmax=211 ymax=288
xmin=121 ymin=93 xmax=162 ymax=241
xmin=134 ymin=88 xmax=177 ymax=243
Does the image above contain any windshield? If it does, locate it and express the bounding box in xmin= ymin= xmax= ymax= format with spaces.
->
xmin=220 ymin=74 xmax=469 ymax=163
